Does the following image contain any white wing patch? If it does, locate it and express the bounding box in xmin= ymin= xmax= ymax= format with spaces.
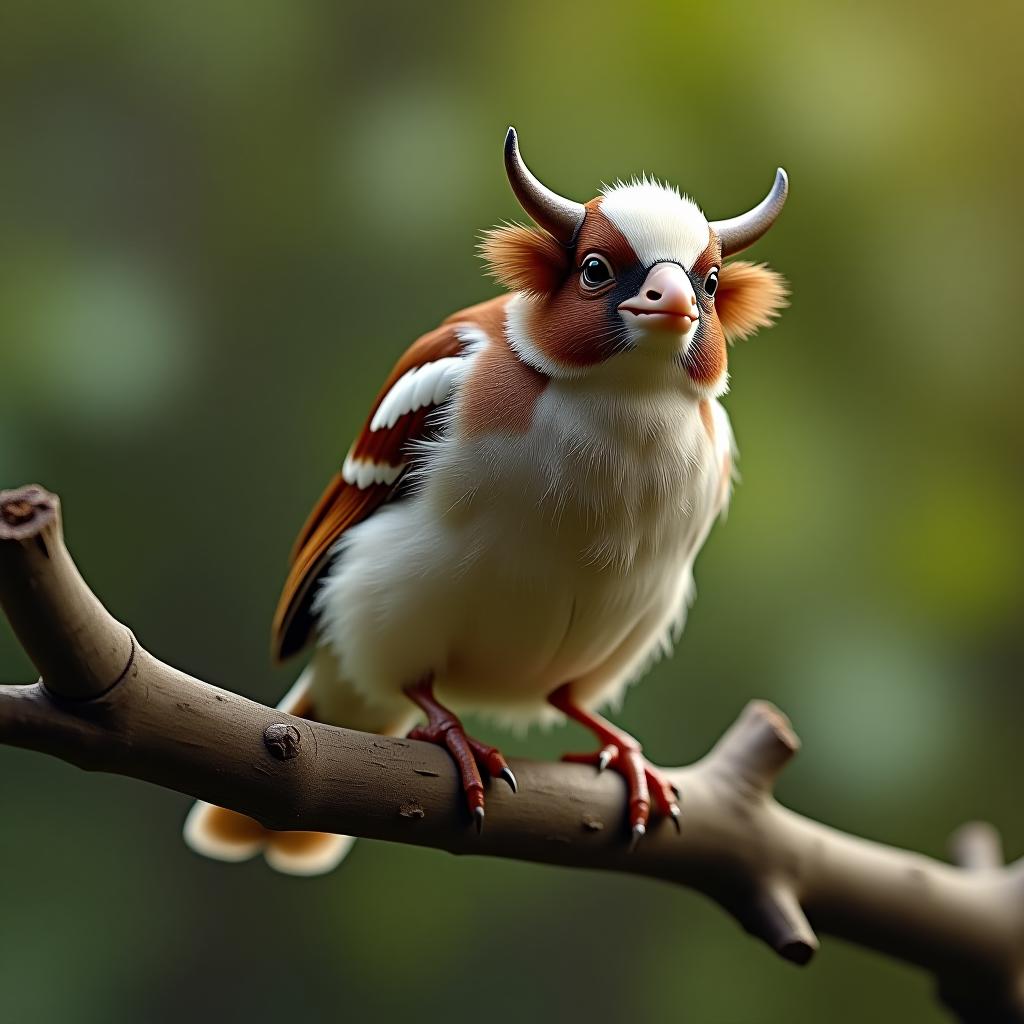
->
xmin=343 ymin=352 xmax=472 ymax=491
xmin=342 ymin=453 xmax=405 ymax=489
xmin=370 ymin=356 xmax=465 ymax=432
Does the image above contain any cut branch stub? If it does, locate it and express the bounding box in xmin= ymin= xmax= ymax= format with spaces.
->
xmin=950 ymin=822 xmax=1005 ymax=872
xmin=0 ymin=486 xmax=56 ymax=535
xmin=705 ymin=699 xmax=800 ymax=795
xmin=0 ymin=485 xmax=134 ymax=700
xmin=746 ymin=882 xmax=819 ymax=966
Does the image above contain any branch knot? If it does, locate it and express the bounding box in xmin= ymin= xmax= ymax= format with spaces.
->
xmin=263 ymin=722 xmax=301 ymax=760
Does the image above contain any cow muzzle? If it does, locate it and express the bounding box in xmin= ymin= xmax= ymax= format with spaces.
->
xmin=618 ymin=263 xmax=699 ymax=332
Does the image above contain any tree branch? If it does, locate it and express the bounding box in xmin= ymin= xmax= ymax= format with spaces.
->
xmin=1 ymin=485 xmax=1022 ymax=1022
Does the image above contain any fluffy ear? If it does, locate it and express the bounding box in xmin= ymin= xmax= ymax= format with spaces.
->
xmin=715 ymin=261 xmax=789 ymax=343
xmin=479 ymin=223 xmax=569 ymax=295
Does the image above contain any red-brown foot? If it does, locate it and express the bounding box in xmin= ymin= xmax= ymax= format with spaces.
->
xmin=549 ymin=683 xmax=680 ymax=848
xmin=404 ymin=677 xmax=516 ymax=831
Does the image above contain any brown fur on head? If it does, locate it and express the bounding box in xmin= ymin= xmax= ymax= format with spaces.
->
xmin=479 ymin=224 xmax=569 ymax=295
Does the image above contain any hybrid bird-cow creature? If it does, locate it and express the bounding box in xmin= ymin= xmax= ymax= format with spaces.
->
xmin=185 ymin=128 xmax=789 ymax=875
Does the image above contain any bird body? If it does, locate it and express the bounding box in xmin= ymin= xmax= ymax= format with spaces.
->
xmin=184 ymin=129 xmax=788 ymax=874
xmin=312 ymin=292 xmax=735 ymax=731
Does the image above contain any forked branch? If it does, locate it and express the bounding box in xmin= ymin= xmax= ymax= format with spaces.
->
xmin=0 ymin=485 xmax=1022 ymax=1022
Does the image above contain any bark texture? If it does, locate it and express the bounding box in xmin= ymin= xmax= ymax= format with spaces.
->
xmin=1 ymin=485 xmax=1021 ymax=1022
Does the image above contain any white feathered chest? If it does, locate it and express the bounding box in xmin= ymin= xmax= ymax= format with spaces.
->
xmin=314 ymin=338 xmax=732 ymax=725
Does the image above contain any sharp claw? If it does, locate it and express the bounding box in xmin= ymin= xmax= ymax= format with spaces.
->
xmin=597 ymin=747 xmax=614 ymax=772
xmin=669 ymin=803 xmax=681 ymax=834
xmin=628 ymin=822 xmax=646 ymax=852
xmin=473 ymin=806 xmax=485 ymax=833
xmin=500 ymin=766 xmax=518 ymax=794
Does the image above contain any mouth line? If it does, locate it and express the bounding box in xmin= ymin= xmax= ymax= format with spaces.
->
xmin=620 ymin=307 xmax=698 ymax=326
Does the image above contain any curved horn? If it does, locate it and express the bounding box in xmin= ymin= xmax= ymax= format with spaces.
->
xmin=504 ymin=127 xmax=586 ymax=246
xmin=711 ymin=168 xmax=789 ymax=257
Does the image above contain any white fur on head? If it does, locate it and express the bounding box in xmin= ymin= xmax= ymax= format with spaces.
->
xmin=600 ymin=178 xmax=710 ymax=269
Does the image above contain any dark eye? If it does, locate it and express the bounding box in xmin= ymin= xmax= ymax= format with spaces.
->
xmin=580 ymin=253 xmax=614 ymax=290
xmin=704 ymin=268 xmax=720 ymax=298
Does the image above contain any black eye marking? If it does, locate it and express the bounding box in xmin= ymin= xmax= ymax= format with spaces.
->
xmin=704 ymin=267 xmax=719 ymax=299
xmin=580 ymin=253 xmax=615 ymax=290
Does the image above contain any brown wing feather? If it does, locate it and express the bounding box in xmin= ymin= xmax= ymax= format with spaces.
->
xmin=271 ymin=321 xmax=471 ymax=661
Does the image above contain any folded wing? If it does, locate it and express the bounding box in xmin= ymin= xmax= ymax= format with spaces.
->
xmin=272 ymin=323 xmax=473 ymax=660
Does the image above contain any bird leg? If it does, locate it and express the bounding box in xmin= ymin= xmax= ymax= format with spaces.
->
xmin=548 ymin=683 xmax=680 ymax=847
xmin=403 ymin=677 xmax=516 ymax=831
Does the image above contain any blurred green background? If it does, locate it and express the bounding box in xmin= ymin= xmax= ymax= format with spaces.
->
xmin=1 ymin=1 xmax=1022 ymax=1021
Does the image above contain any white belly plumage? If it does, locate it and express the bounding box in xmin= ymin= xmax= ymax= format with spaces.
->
xmin=312 ymin=378 xmax=731 ymax=728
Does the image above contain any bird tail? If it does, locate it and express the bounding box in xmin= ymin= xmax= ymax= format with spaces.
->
xmin=183 ymin=649 xmax=414 ymax=876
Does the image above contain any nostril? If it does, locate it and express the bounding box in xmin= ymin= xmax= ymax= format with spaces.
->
xmin=646 ymin=289 xmax=662 ymax=301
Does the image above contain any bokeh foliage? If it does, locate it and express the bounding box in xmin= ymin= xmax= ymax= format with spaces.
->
xmin=1 ymin=1 xmax=1022 ymax=1021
